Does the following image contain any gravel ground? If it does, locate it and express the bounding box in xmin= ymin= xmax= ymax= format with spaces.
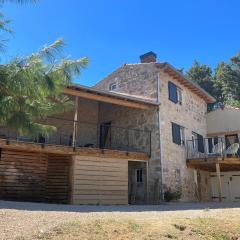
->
xmin=1 ymin=200 xmax=240 ymax=240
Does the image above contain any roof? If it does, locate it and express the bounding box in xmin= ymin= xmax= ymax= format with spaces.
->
xmin=96 ymin=62 xmax=216 ymax=104
xmin=64 ymin=84 xmax=158 ymax=110
xmin=156 ymin=62 xmax=216 ymax=103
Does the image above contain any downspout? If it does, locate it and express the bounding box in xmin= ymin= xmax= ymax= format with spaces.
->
xmin=157 ymin=73 xmax=165 ymax=201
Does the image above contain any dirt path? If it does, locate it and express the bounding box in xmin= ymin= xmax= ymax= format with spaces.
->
xmin=1 ymin=200 xmax=240 ymax=240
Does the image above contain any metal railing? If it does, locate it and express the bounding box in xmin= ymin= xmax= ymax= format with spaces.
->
xmin=186 ymin=137 xmax=240 ymax=160
xmin=0 ymin=117 xmax=151 ymax=156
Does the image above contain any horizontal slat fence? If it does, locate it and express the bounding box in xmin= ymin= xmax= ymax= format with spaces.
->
xmin=72 ymin=156 xmax=128 ymax=205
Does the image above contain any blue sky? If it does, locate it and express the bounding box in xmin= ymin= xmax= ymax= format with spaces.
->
xmin=2 ymin=0 xmax=240 ymax=86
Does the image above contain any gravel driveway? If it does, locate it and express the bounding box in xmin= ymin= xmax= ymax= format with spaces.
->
xmin=1 ymin=200 xmax=240 ymax=240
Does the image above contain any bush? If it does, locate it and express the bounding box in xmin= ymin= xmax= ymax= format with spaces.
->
xmin=164 ymin=188 xmax=182 ymax=202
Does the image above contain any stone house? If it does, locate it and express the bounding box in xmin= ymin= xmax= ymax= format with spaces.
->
xmin=1 ymin=51 xmax=238 ymax=204
xmin=95 ymin=51 xmax=216 ymax=202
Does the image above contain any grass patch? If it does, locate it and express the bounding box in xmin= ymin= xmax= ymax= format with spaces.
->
xmin=32 ymin=217 xmax=240 ymax=240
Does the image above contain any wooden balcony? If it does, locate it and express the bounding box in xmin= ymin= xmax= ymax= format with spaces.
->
xmin=0 ymin=118 xmax=151 ymax=161
xmin=186 ymin=137 xmax=240 ymax=171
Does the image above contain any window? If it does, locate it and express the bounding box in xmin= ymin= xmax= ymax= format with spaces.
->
xmin=168 ymin=81 xmax=182 ymax=105
xmin=109 ymin=82 xmax=117 ymax=91
xmin=180 ymin=127 xmax=185 ymax=145
xmin=177 ymin=87 xmax=182 ymax=105
xmin=192 ymin=132 xmax=198 ymax=149
xmin=172 ymin=122 xmax=185 ymax=146
xmin=136 ymin=168 xmax=143 ymax=183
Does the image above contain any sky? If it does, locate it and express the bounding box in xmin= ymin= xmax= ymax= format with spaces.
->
xmin=2 ymin=0 xmax=240 ymax=86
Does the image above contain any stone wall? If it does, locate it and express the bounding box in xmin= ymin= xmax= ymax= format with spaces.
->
xmin=158 ymin=70 xmax=209 ymax=201
xmin=98 ymin=102 xmax=161 ymax=202
xmin=95 ymin=63 xmax=159 ymax=100
xmin=95 ymin=63 xmax=211 ymax=202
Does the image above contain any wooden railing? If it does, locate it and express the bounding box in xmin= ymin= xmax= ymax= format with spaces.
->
xmin=186 ymin=137 xmax=240 ymax=160
xmin=0 ymin=117 xmax=151 ymax=156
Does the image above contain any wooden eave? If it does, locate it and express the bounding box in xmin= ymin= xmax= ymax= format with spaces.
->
xmin=64 ymin=86 xmax=158 ymax=110
xmin=157 ymin=63 xmax=216 ymax=104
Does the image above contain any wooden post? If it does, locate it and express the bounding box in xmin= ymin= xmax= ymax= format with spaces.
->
xmin=72 ymin=96 xmax=79 ymax=148
xmin=216 ymin=163 xmax=222 ymax=202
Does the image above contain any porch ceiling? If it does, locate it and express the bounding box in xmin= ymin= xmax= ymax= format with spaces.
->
xmin=187 ymin=158 xmax=240 ymax=172
xmin=64 ymin=85 xmax=158 ymax=110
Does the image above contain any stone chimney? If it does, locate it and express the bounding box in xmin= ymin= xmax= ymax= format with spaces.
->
xmin=140 ymin=51 xmax=157 ymax=63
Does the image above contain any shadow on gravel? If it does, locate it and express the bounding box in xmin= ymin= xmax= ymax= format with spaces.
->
xmin=1 ymin=200 xmax=240 ymax=213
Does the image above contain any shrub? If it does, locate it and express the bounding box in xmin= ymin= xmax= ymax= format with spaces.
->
xmin=164 ymin=188 xmax=182 ymax=202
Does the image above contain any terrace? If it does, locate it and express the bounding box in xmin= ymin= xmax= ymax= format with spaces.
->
xmin=0 ymin=85 xmax=156 ymax=160
xmin=0 ymin=117 xmax=151 ymax=159
xmin=186 ymin=137 xmax=240 ymax=172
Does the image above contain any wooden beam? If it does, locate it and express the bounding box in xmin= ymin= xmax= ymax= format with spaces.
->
xmin=216 ymin=163 xmax=222 ymax=202
xmin=72 ymin=96 xmax=79 ymax=148
xmin=0 ymin=139 xmax=149 ymax=160
xmin=64 ymin=88 xmax=152 ymax=110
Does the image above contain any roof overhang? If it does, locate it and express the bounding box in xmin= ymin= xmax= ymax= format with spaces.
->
xmin=157 ymin=63 xmax=216 ymax=104
xmin=64 ymin=85 xmax=158 ymax=110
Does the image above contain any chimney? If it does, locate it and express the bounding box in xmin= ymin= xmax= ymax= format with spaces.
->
xmin=140 ymin=51 xmax=157 ymax=63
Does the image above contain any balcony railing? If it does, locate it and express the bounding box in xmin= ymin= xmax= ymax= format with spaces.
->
xmin=0 ymin=117 xmax=151 ymax=156
xmin=186 ymin=137 xmax=240 ymax=160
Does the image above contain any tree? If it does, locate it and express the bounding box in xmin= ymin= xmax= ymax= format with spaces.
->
xmin=0 ymin=39 xmax=88 ymax=136
xmin=0 ymin=0 xmax=89 ymax=136
xmin=214 ymin=62 xmax=239 ymax=102
xmin=186 ymin=60 xmax=215 ymax=97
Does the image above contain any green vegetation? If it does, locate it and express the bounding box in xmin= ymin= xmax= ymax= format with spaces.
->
xmin=0 ymin=1 xmax=88 ymax=136
xmin=164 ymin=188 xmax=182 ymax=202
xmin=186 ymin=52 xmax=240 ymax=109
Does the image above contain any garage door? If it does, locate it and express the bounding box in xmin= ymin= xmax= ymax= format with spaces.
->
xmin=211 ymin=172 xmax=240 ymax=202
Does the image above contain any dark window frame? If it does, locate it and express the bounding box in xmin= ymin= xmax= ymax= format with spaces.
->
xmin=168 ymin=81 xmax=183 ymax=105
xmin=109 ymin=82 xmax=117 ymax=91
xmin=172 ymin=122 xmax=185 ymax=146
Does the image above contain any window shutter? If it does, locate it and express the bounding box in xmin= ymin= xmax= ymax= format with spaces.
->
xmin=172 ymin=123 xmax=181 ymax=145
xmin=168 ymin=82 xmax=178 ymax=103
xmin=197 ymin=134 xmax=204 ymax=153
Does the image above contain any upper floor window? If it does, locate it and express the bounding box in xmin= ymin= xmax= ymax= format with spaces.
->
xmin=177 ymin=87 xmax=182 ymax=105
xmin=172 ymin=122 xmax=185 ymax=146
xmin=109 ymin=82 xmax=117 ymax=91
xmin=168 ymin=81 xmax=182 ymax=105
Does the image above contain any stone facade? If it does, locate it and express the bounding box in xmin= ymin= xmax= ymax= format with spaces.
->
xmin=95 ymin=63 xmax=212 ymax=202
xmin=98 ymin=102 xmax=161 ymax=202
